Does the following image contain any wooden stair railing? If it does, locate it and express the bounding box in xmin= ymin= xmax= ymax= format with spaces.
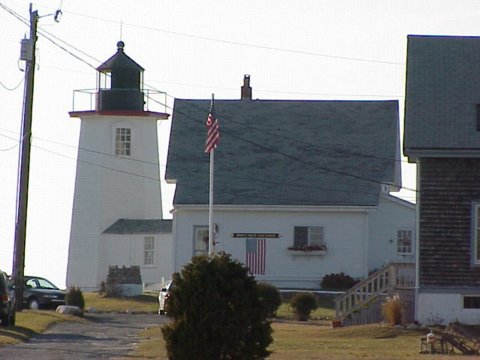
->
xmin=334 ymin=263 xmax=415 ymax=323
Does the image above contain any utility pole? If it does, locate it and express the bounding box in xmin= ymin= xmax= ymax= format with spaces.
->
xmin=12 ymin=4 xmax=38 ymax=311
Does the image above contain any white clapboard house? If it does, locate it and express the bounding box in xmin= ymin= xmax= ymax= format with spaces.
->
xmin=165 ymin=76 xmax=415 ymax=289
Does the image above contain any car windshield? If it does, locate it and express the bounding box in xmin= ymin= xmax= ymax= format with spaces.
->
xmin=26 ymin=278 xmax=59 ymax=290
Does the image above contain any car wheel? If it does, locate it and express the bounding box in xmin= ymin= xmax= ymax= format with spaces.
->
xmin=28 ymin=298 xmax=40 ymax=310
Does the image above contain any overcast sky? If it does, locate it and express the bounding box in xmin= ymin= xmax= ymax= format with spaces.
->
xmin=1 ymin=0 xmax=479 ymax=288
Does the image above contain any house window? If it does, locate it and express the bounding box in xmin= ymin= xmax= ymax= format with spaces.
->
xmin=397 ymin=230 xmax=413 ymax=254
xmin=115 ymin=128 xmax=131 ymax=156
xmin=144 ymin=236 xmax=155 ymax=265
xmin=293 ymin=226 xmax=324 ymax=248
xmin=194 ymin=226 xmax=209 ymax=256
xmin=464 ymin=296 xmax=480 ymax=309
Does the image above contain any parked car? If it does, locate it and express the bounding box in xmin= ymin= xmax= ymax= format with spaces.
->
xmin=158 ymin=280 xmax=173 ymax=315
xmin=23 ymin=276 xmax=66 ymax=310
xmin=0 ymin=271 xmax=15 ymax=326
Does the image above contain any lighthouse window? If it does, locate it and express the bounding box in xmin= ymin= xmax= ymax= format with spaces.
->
xmin=115 ymin=128 xmax=131 ymax=156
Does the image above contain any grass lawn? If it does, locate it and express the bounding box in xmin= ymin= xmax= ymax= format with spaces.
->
xmin=83 ymin=291 xmax=158 ymax=313
xmin=132 ymin=322 xmax=445 ymax=360
xmin=0 ymin=293 xmax=456 ymax=359
xmin=130 ymin=297 xmax=446 ymax=360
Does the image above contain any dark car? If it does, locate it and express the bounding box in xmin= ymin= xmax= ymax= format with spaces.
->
xmin=23 ymin=276 xmax=66 ymax=310
xmin=0 ymin=271 xmax=15 ymax=326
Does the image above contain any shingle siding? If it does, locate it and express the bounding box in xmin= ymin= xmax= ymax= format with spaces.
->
xmin=419 ymin=158 xmax=480 ymax=287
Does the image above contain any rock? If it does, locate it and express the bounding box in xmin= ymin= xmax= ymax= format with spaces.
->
xmin=56 ymin=305 xmax=83 ymax=316
xmin=407 ymin=322 xmax=421 ymax=329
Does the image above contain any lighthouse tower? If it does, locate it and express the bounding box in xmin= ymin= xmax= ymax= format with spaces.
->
xmin=66 ymin=42 xmax=170 ymax=290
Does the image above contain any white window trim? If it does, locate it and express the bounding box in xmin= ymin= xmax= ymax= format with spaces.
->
xmin=193 ymin=225 xmax=209 ymax=256
xmin=112 ymin=123 xmax=134 ymax=157
xmin=396 ymin=229 xmax=414 ymax=255
xmin=293 ymin=226 xmax=326 ymax=249
xmin=114 ymin=127 xmax=132 ymax=156
xmin=144 ymin=236 xmax=155 ymax=266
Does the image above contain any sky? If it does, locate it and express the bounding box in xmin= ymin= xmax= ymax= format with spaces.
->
xmin=1 ymin=0 xmax=479 ymax=288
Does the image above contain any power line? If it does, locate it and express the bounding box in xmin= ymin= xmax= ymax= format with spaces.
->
xmin=0 ymin=78 xmax=24 ymax=91
xmin=1 ymin=3 xmax=406 ymax=99
xmin=0 ymin=129 xmax=413 ymax=201
xmin=0 ymin=3 xmax=417 ymax=195
xmin=62 ymin=8 xmax=405 ymax=66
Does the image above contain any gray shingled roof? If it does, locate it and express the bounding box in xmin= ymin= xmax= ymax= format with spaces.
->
xmin=166 ymin=99 xmax=400 ymax=207
xmin=404 ymin=35 xmax=480 ymax=155
xmin=103 ymin=219 xmax=172 ymax=235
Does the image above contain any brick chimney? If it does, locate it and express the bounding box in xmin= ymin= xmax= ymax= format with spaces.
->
xmin=241 ymin=74 xmax=252 ymax=100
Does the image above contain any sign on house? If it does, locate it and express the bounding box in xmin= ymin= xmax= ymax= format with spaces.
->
xmin=232 ymin=233 xmax=280 ymax=238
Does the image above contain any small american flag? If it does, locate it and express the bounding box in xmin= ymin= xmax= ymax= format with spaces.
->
xmin=205 ymin=96 xmax=220 ymax=153
xmin=246 ymin=238 xmax=266 ymax=275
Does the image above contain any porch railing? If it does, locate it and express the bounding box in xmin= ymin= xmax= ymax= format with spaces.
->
xmin=334 ymin=263 xmax=415 ymax=322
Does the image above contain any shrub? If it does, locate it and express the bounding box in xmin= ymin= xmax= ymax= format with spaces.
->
xmin=321 ymin=272 xmax=358 ymax=290
xmin=162 ymin=252 xmax=273 ymax=359
xmin=65 ymin=286 xmax=85 ymax=309
xmin=382 ymin=293 xmax=405 ymax=325
xmin=290 ymin=292 xmax=317 ymax=321
xmin=257 ymin=282 xmax=281 ymax=318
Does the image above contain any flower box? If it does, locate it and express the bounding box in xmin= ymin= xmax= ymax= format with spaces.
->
xmin=287 ymin=245 xmax=327 ymax=256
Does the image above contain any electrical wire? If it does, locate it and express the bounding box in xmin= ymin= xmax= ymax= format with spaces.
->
xmin=61 ymin=8 xmax=405 ymax=66
xmin=0 ymin=78 xmax=24 ymax=91
xmin=0 ymin=2 xmax=417 ymax=197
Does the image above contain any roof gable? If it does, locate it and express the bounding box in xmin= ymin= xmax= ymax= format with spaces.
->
xmin=166 ymin=99 xmax=400 ymax=207
xmin=404 ymin=35 xmax=480 ymax=155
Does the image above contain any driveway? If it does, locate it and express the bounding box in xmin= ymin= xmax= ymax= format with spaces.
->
xmin=1 ymin=313 xmax=167 ymax=360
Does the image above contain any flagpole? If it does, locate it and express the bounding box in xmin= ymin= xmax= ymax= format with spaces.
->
xmin=208 ymin=146 xmax=215 ymax=256
xmin=208 ymin=93 xmax=215 ymax=256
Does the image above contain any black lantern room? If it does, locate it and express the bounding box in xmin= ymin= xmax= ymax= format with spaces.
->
xmin=96 ymin=41 xmax=145 ymax=111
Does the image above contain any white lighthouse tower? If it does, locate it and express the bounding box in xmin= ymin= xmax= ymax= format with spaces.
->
xmin=66 ymin=42 xmax=170 ymax=290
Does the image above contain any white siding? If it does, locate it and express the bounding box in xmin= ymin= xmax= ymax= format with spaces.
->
xmin=417 ymin=292 xmax=480 ymax=325
xmin=172 ymin=207 xmax=369 ymax=289
xmin=102 ymin=233 xmax=173 ymax=286
xmin=67 ymin=114 xmax=164 ymax=290
xmin=171 ymin=197 xmax=416 ymax=290
xmin=367 ymin=195 xmax=416 ymax=272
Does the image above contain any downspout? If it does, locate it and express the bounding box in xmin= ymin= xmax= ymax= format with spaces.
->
xmin=414 ymin=160 xmax=421 ymax=322
xmin=171 ymin=207 xmax=178 ymax=273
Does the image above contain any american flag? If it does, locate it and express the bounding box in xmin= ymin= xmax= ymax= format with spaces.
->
xmin=205 ymin=97 xmax=220 ymax=153
xmin=246 ymin=238 xmax=266 ymax=275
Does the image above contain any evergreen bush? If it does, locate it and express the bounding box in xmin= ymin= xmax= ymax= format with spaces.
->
xmin=161 ymin=252 xmax=273 ymax=359
xmin=65 ymin=286 xmax=85 ymax=309
xmin=290 ymin=292 xmax=317 ymax=321
xmin=257 ymin=282 xmax=281 ymax=318
xmin=321 ymin=272 xmax=358 ymax=290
